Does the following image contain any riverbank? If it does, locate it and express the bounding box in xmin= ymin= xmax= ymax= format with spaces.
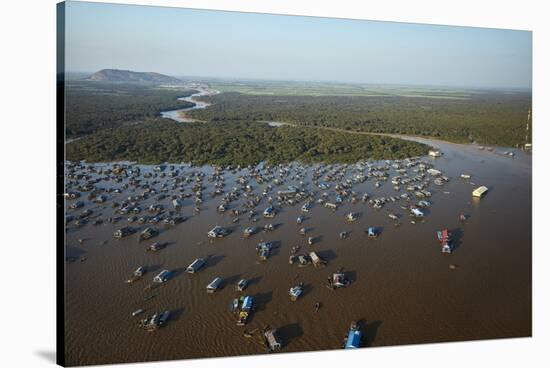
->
xmin=160 ymin=87 xmax=219 ymax=123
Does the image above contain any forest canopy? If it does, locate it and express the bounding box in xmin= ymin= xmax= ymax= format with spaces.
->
xmin=189 ymin=92 xmax=531 ymax=147
xmin=65 ymin=82 xmax=196 ymax=138
xmin=66 ymin=120 xmax=429 ymax=166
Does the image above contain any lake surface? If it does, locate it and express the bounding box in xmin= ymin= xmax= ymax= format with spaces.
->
xmin=64 ymin=141 xmax=531 ymax=365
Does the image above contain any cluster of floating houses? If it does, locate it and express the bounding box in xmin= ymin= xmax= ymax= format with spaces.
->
xmin=65 ymin=149 xmax=489 ymax=351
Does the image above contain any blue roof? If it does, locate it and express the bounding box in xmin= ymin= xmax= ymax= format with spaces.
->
xmin=242 ymin=296 xmax=253 ymax=310
xmin=345 ymin=330 xmax=362 ymax=349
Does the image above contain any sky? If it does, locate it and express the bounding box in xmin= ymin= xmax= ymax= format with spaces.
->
xmin=64 ymin=1 xmax=532 ymax=89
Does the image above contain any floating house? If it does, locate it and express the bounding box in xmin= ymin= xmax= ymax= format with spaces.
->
xmin=186 ymin=258 xmax=205 ymax=273
xmin=206 ymin=277 xmax=223 ymax=293
xmin=208 ymin=226 xmax=230 ymax=238
xmin=472 ymin=186 xmax=489 ymax=198
xmin=344 ymin=321 xmax=362 ymax=349
xmin=153 ymin=269 xmax=171 ymax=283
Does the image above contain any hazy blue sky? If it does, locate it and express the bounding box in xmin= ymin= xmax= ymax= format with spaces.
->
xmin=64 ymin=1 xmax=532 ymax=89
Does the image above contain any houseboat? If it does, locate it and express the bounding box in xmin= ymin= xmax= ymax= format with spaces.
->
xmin=206 ymin=277 xmax=224 ymax=293
xmin=309 ymin=251 xmax=326 ymax=268
xmin=263 ymin=206 xmax=276 ymax=218
xmin=140 ymin=310 xmax=170 ymax=331
xmin=243 ymin=227 xmax=258 ymax=238
xmin=139 ymin=227 xmax=158 ymax=241
xmin=208 ymin=225 xmax=230 ymax=238
xmin=289 ymin=283 xmax=304 ymax=301
xmin=472 ymin=186 xmax=489 ymax=198
xmin=367 ymin=227 xmax=379 ymax=238
xmin=410 ymin=208 xmax=425 ymax=218
xmin=153 ymin=269 xmax=171 ymax=283
xmin=231 ymin=295 xmax=254 ymax=326
xmin=344 ymin=321 xmax=362 ymax=349
xmin=186 ymin=258 xmax=205 ymax=273
xmin=263 ymin=327 xmax=282 ymax=352
xmin=437 ymin=229 xmax=453 ymax=253
xmin=113 ymin=226 xmax=134 ymax=239
xmin=327 ymin=270 xmax=350 ymax=289
xmin=235 ymin=279 xmax=248 ymax=292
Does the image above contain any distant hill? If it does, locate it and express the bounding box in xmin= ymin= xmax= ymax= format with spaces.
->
xmin=85 ymin=69 xmax=182 ymax=84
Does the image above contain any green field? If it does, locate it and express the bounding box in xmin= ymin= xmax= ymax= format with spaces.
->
xmin=209 ymin=80 xmax=480 ymax=100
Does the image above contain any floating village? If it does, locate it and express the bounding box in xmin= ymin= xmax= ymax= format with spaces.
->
xmin=64 ymin=148 xmax=492 ymax=352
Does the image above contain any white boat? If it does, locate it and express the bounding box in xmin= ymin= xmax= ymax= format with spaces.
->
xmin=410 ymin=208 xmax=424 ymax=218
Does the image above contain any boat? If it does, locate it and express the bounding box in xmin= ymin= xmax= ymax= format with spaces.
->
xmin=256 ymin=242 xmax=273 ymax=261
xmin=460 ymin=174 xmax=472 ymax=179
xmin=367 ymin=227 xmax=378 ymax=238
xmin=141 ymin=311 xmax=170 ymax=331
xmin=263 ymin=327 xmax=282 ymax=352
xmin=243 ymin=227 xmax=258 ymax=238
xmin=410 ymin=208 xmax=424 ymax=218
xmin=327 ymin=270 xmax=350 ymax=289
xmin=132 ymin=309 xmax=144 ymax=317
xmin=113 ymin=226 xmax=134 ymax=239
xmin=126 ymin=265 xmax=147 ymax=283
xmin=186 ymin=258 xmax=206 ymax=273
xmin=172 ymin=199 xmax=183 ymax=209
xmin=206 ymin=277 xmax=224 ymax=293
xmin=297 ymin=215 xmax=304 ymax=224
xmin=153 ymin=269 xmax=171 ymax=283
xmin=301 ymin=202 xmax=311 ymax=213
xmin=437 ymin=229 xmax=453 ymax=253
xmin=346 ymin=212 xmax=358 ymax=222
xmin=299 ymin=227 xmax=307 ymax=235
xmin=263 ymin=206 xmax=276 ymax=218
xmin=207 ymin=225 xmax=230 ymax=238
xmin=289 ymin=283 xmax=304 ymax=301
xmin=472 ymin=186 xmax=489 ymax=198
xmin=231 ymin=295 xmax=254 ymax=326
xmin=388 ymin=213 xmax=399 ymax=220
xmin=308 ymin=236 xmax=314 ymax=245
xmin=344 ymin=321 xmax=362 ymax=349
xmin=147 ymin=242 xmax=165 ymax=252
xmin=324 ymin=202 xmax=337 ymax=210
xmin=236 ymin=279 xmax=248 ymax=292
xmin=139 ymin=227 xmax=158 ymax=241
xmin=133 ymin=266 xmax=146 ymax=277
xmin=309 ymin=251 xmax=326 ymax=268
xmin=264 ymin=223 xmax=275 ymax=232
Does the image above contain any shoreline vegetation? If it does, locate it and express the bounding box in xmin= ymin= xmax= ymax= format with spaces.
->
xmin=65 ymin=80 xmax=531 ymax=165
xmin=66 ymin=120 xmax=430 ymax=166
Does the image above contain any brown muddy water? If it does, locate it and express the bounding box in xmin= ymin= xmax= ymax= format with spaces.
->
xmin=64 ymin=139 xmax=531 ymax=366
